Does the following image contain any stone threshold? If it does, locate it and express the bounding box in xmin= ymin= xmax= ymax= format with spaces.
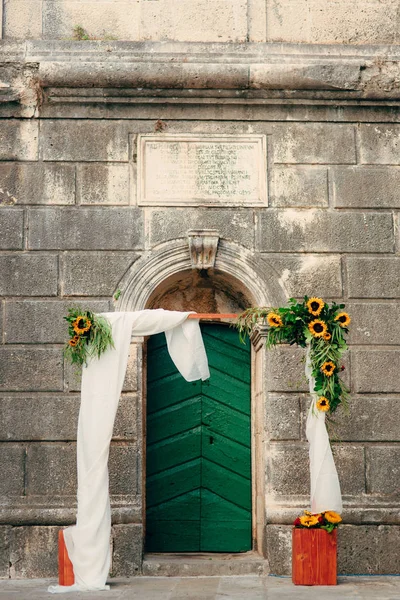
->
xmin=142 ymin=552 xmax=269 ymax=577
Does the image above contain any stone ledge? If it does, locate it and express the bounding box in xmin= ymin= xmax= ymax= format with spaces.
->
xmin=0 ymin=500 xmax=141 ymax=525
xmin=4 ymin=41 xmax=400 ymax=101
xmin=142 ymin=552 xmax=269 ymax=576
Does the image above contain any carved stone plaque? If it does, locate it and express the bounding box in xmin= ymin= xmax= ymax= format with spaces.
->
xmin=137 ymin=134 xmax=267 ymax=206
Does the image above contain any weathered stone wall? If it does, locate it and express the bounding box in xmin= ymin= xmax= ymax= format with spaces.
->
xmin=1 ymin=39 xmax=400 ymax=578
xmin=3 ymin=0 xmax=400 ymax=44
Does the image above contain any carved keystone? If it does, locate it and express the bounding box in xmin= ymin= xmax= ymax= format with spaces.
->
xmin=187 ymin=230 xmax=219 ymax=270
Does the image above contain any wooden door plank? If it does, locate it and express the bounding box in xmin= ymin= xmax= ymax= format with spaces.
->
xmin=147 ymin=427 xmax=202 ymax=476
xmin=147 ymin=396 xmax=202 ymax=444
xmin=147 ymin=458 xmax=201 ymax=508
xmin=202 ymin=429 xmax=251 ymax=477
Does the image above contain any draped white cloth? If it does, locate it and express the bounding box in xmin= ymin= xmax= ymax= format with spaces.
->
xmin=305 ymin=348 xmax=342 ymax=514
xmin=49 ymin=310 xmax=209 ymax=594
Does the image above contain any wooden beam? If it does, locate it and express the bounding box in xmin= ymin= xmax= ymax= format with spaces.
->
xmin=187 ymin=313 xmax=238 ymax=319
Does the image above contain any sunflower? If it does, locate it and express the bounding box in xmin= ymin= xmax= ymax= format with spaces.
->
xmin=299 ymin=515 xmax=319 ymax=527
xmin=267 ymin=312 xmax=283 ymax=327
xmin=324 ymin=511 xmax=342 ymax=524
xmin=323 ymin=332 xmax=331 ymax=341
xmin=308 ymin=319 xmax=328 ymax=338
xmin=334 ymin=312 xmax=351 ymax=328
xmin=316 ymin=396 xmax=330 ymax=411
xmin=69 ymin=335 xmax=80 ymax=347
xmin=306 ymin=297 xmax=324 ymax=316
xmin=321 ymin=361 xmax=336 ymax=376
xmin=73 ymin=315 xmax=92 ymax=335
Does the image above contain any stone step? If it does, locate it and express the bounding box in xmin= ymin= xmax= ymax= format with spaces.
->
xmin=142 ymin=552 xmax=269 ymax=577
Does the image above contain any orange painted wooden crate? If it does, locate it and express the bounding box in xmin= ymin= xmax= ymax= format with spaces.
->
xmin=292 ymin=528 xmax=337 ymax=586
xmin=58 ymin=530 xmax=75 ymax=586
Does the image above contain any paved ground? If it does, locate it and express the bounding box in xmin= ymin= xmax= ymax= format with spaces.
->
xmin=0 ymin=576 xmax=399 ymax=599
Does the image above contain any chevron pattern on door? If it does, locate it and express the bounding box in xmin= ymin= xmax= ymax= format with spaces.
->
xmin=146 ymin=324 xmax=251 ymax=552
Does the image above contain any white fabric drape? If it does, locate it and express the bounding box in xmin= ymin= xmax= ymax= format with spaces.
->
xmin=49 ymin=310 xmax=209 ymax=594
xmin=305 ymin=347 xmax=342 ymax=514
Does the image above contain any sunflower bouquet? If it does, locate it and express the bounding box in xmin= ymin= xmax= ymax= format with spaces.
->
xmin=236 ymin=297 xmax=350 ymax=413
xmin=64 ymin=308 xmax=114 ymax=366
xmin=293 ymin=509 xmax=342 ymax=533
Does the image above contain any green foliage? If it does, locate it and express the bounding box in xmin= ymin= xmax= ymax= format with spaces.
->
xmin=71 ymin=25 xmax=118 ymax=41
xmin=64 ymin=307 xmax=114 ymax=367
xmin=72 ymin=25 xmax=91 ymax=41
xmin=235 ymin=297 xmax=350 ymax=414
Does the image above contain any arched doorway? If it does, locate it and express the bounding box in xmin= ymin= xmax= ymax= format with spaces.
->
xmin=115 ymin=239 xmax=287 ymax=559
xmin=146 ymin=322 xmax=251 ymax=552
xmin=144 ymin=268 xmax=253 ymax=552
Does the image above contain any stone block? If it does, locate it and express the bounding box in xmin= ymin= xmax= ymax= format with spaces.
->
xmin=265 ymin=346 xmax=308 ymax=393
xmin=338 ymin=525 xmax=400 ymax=574
xmin=10 ymin=526 xmax=59 ymax=578
xmin=78 ymin=164 xmax=130 ymax=205
xmin=265 ymin=525 xmax=292 ymax=575
xmin=271 ymin=166 xmax=328 ymax=208
xmin=148 ymin=208 xmax=254 ymax=249
xmin=41 ymin=120 xmax=129 ymax=162
xmin=140 ymin=0 xmax=247 ymax=42
xmin=266 ymin=393 xmax=301 ymax=441
xmin=0 ymin=120 xmax=38 ymax=161
xmin=0 ymin=347 xmax=63 ymax=391
xmin=273 ymin=124 xmax=356 ymax=164
xmin=0 ymin=301 xmax=3 ymax=342
xmin=114 ymin=395 xmax=138 ymax=441
xmin=64 ymin=343 xmax=137 ymax=392
xmin=366 ymin=446 xmax=400 ymax=495
xmin=0 ymin=208 xmax=23 ymax=249
xmin=332 ymin=166 xmax=400 ymax=208
xmin=348 ymin=258 xmax=400 ymax=299
xmin=331 ymin=445 xmax=365 ymax=496
xmin=268 ymin=442 xmax=309 ymax=496
xmin=353 ymin=350 xmax=400 ymax=393
xmin=26 ymin=443 xmax=77 ymax=496
xmin=258 ymin=210 xmax=393 ymax=253
xmin=4 ymin=299 xmax=110 ymax=344
xmin=3 ymin=0 xmax=42 ymax=38
xmin=0 ymin=393 xmax=137 ymax=441
xmin=61 ymin=251 xmax=138 ymax=296
xmin=0 ymin=163 xmax=76 ymax=205
xmin=347 ymin=302 xmax=400 ymax=345
xmin=109 ymin=444 xmax=138 ymax=496
xmin=266 ymin=1 xmax=398 ymax=45
xmin=43 ymin=1 xmax=140 ymax=40
xmin=28 ymin=207 xmax=143 ymax=250
xmin=360 ymin=124 xmax=400 ymax=165
xmin=268 ymin=255 xmax=342 ymax=298
xmin=0 ymin=254 xmax=58 ymax=296
xmin=0 ymin=527 xmax=11 ymax=578
xmin=63 ymin=360 xmax=82 ymax=393
xmin=323 ymin=397 xmax=400 ymax=443
xmin=0 ymin=395 xmax=80 ymax=441
xmin=111 ymin=524 xmax=142 ymax=577
xmin=0 ymin=444 xmax=25 ymax=496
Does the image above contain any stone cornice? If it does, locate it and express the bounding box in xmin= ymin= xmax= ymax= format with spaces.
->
xmin=3 ymin=40 xmax=400 ymax=116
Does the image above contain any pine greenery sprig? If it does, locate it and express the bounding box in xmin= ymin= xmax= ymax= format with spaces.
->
xmin=235 ymin=297 xmax=350 ymax=414
xmin=64 ymin=308 xmax=114 ymax=367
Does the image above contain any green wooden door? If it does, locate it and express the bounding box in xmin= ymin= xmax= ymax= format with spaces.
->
xmin=146 ymin=324 xmax=251 ymax=552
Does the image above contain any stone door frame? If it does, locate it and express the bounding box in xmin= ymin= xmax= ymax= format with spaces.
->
xmin=117 ymin=239 xmax=287 ymax=558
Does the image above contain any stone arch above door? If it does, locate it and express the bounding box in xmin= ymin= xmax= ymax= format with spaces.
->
xmin=116 ymin=239 xmax=287 ymax=312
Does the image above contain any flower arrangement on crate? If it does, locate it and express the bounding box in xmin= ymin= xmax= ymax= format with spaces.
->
xmin=294 ymin=510 xmax=342 ymax=534
xmin=236 ymin=297 xmax=351 ymax=414
xmin=64 ymin=308 xmax=114 ymax=366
